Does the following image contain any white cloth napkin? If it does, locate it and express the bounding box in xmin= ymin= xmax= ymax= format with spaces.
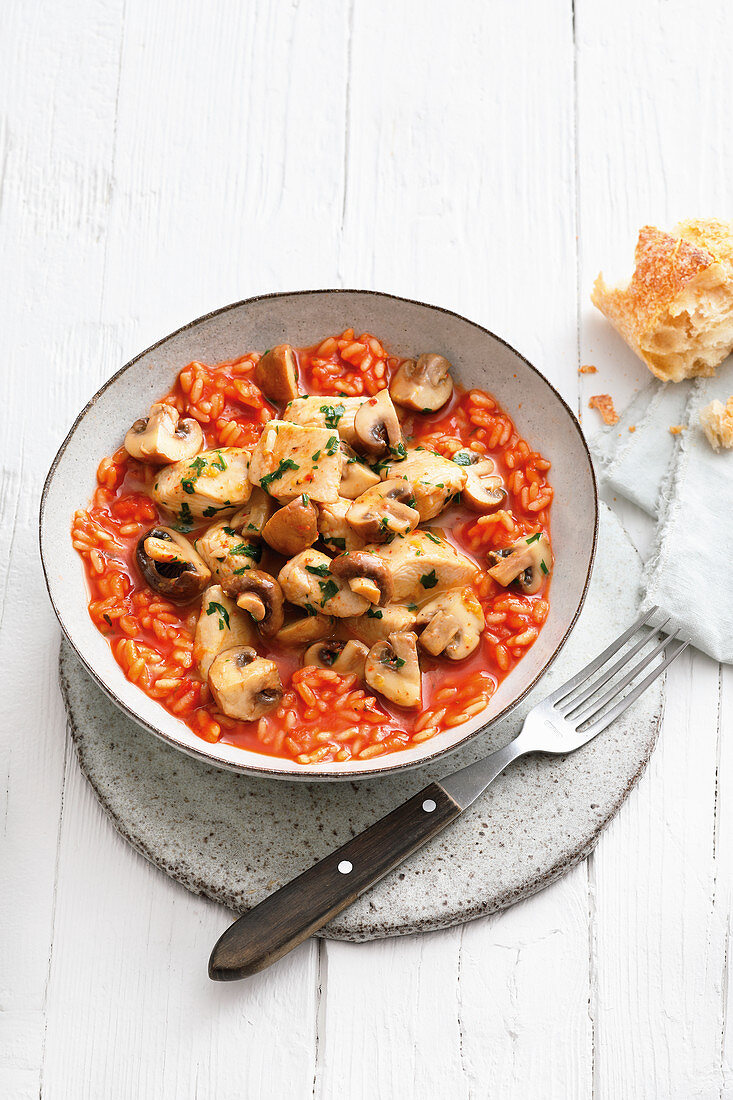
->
xmin=592 ymin=371 xmax=733 ymax=663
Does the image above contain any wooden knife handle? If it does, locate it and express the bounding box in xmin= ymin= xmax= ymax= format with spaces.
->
xmin=208 ymin=782 xmax=461 ymax=980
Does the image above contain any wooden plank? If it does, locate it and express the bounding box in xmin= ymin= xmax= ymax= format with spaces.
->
xmin=0 ymin=2 xmax=126 ymax=1096
xmin=577 ymin=0 xmax=733 ymax=1094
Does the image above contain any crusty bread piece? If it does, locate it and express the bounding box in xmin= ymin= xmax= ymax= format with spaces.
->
xmin=699 ymin=397 xmax=733 ymax=451
xmin=592 ymin=219 xmax=733 ymax=382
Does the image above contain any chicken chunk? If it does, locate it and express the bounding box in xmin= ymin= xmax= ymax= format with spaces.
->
xmin=380 ymin=446 xmax=466 ymax=521
xmin=317 ymin=498 xmax=367 ymax=553
xmin=248 ymin=420 xmax=341 ymax=503
xmin=343 ymin=603 xmax=417 ymax=646
xmin=193 ymin=585 xmax=257 ymax=677
xmin=278 ymin=548 xmax=369 ymax=618
xmin=283 ymin=396 xmax=366 ymax=447
xmin=195 ymin=519 xmax=262 ymax=582
xmin=153 ymin=448 xmax=251 ymax=520
xmin=366 ymin=531 xmax=477 ymax=601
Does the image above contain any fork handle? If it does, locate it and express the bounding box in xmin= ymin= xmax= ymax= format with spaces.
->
xmin=208 ymin=782 xmax=462 ymax=980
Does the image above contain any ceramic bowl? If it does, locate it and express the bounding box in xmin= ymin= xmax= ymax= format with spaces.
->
xmin=40 ymin=290 xmax=597 ymax=780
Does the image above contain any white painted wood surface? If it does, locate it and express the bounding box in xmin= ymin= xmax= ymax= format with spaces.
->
xmin=1 ymin=0 xmax=730 ymax=1095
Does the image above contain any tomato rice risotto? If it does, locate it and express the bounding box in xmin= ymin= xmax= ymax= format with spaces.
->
xmin=71 ymin=331 xmax=553 ymax=765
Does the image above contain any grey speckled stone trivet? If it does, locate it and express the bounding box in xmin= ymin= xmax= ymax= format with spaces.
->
xmin=59 ymin=504 xmax=664 ymax=940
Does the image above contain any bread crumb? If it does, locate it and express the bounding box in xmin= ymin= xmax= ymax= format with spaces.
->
xmin=588 ymin=394 xmax=619 ymax=425
xmin=579 ymin=364 xmax=598 ymax=374
xmin=699 ymin=396 xmax=733 ymax=450
xmin=669 ymin=425 xmax=685 ymax=435
xmin=628 ymin=425 xmax=636 ymax=432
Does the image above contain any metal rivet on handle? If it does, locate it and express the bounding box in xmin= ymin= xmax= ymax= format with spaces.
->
xmin=337 ymin=860 xmax=353 ymax=874
xmin=422 ymin=799 xmax=437 ymax=813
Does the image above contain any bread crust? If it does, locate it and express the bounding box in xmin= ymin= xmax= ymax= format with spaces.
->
xmin=592 ymin=219 xmax=733 ymax=382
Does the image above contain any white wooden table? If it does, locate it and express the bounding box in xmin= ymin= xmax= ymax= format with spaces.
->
xmin=3 ymin=1 xmax=732 ymax=1096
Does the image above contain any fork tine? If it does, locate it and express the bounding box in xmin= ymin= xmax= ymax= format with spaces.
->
xmin=566 ymin=629 xmax=678 ymax=726
xmin=546 ymin=606 xmax=659 ymax=706
xmin=557 ymin=616 xmax=671 ymax=717
xmin=582 ymin=639 xmax=689 ymax=737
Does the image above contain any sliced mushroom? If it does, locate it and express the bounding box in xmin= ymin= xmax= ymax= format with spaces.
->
xmin=135 ymin=527 xmax=211 ymax=602
xmin=303 ymin=639 xmax=369 ymax=679
xmin=124 ymin=403 xmax=204 ymax=465
xmin=253 ymin=344 xmax=299 ymax=404
xmin=414 ymin=588 xmax=485 ymax=660
xmin=365 ymin=631 xmax=421 ymax=708
xmin=275 ymin=613 xmax=333 ymax=647
xmin=389 ymin=354 xmax=453 ymax=413
xmin=346 ymin=480 xmax=420 ymax=542
xmin=222 ymin=569 xmax=285 ymax=636
xmin=487 ymin=534 xmax=552 ymax=595
xmin=338 ymin=442 xmax=381 ymax=499
xmin=353 ymin=389 xmax=403 ymax=457
xmin=194 ymin=585 xmax=257 ymax=677
xmin=208 ymin=646 xmax=283 ymax=721
xmin=330 ymin=551 xmax=393 ymax=606
xmin=262 ymin=494 xmax=319 ymax=556
xmin=452 ymin=450 xmax=507 ymax=512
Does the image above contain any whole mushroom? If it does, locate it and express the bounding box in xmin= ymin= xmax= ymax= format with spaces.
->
xmin=253 ymin=344 xmax=300 ymax=404
xmin=262 ymin=494 xmax=319 ymax=556
xmin=208 ymin=646 xmax=283 ymax=721
xmin=124 ymin=403 xmax=204 ymax=465
xmin=222 ymin=569 xmax=285 ymax=636
xmin=389 ymin=354 xmax=453 ymax=413
xmin=135 ymin=527 xmax=211 ymax=602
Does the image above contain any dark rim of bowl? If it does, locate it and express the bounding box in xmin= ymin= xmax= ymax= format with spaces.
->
xmin=40 ymin=288 xmax=599 ymax=781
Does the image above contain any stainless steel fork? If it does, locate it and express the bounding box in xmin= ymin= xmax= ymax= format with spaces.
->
xmin=209 ymin=607 xmax=687 ymax=980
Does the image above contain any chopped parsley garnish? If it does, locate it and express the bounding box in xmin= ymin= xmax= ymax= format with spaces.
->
xmin=260 ymin=458 xmax=300 ymax=489
xmin=175 ymin=502 xmax=194 ymax=531
xmin=406 ymin=603 xmax=418 ymax=612
xmin=452 ymin=452 xmax=474 ymax=466
xmin=203 ymin=504 xmax=229 ymax=517
xmin=181 ymin=479 xmax=195 ymax=495
xmin=325 ymin=435 xmax=339 ymax=456
xmin=210 ymin=452 xmax=227 ymax=471
xmin=424 ymin=531 xmax=441 ymax=544
xmin=381 ymin=653 xmax=405 ymax=669
xmin=306 ymin=563 xmax=331 ymax=577
xmin=327 ymin=537 xmax=346 ymax=550
xmin=312 ymin=449 xmax=322 ymax=461
xmin=188 ymin=456 xmax=207 ymax=474
xmin=223 ymin=526 xmax=238 ymax=537
xmin=232 ymin=565 xmax=251 ymax=575
xmin=540 ymin=559 xmax=549 ymax=575
xmin=366 ymin=608 xmax=383 ymax=619
xmin=103 ymin=614 xmax=113 ymax=629
xmin=318 ymin=579 xmax=339 ymax=605
xmin=206 ymin=601 xmax=230 ymax=631
xmin=390 ymin=441 xmax=407 ymax=460
xmin=301 ymin=493 xmax=310 ymax=505
xmin=420 ymin=569 xmax=438 ymax=589
xmin=304 ymin=603 xmax=318 ymax=616
xmin=320 ymin=403 xmax=345 ymax=430
xmin=231 ymin=542 xmax=262 ymax=562
xmin=526 ymin=533 xmax=541 ymax=544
